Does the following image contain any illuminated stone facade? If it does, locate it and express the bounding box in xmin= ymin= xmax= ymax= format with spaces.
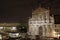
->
xmin=28 ymin=7 xmax=55 ymax=38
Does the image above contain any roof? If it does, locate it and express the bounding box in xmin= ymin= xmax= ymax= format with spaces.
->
xmin=32 ymin=7 xmax=49 ymax=15
xmin=0 ymin=23 xmax=20 ymax=27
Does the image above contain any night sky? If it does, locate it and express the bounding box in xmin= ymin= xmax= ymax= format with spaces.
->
xmin=0 ymin=0 xmax=60 ymax=23
xmin=1 ymin=0 xmax=32 ymax=23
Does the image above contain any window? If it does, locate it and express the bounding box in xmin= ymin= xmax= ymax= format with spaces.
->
xmin=55 ymin=29 xmax=60 ymax=32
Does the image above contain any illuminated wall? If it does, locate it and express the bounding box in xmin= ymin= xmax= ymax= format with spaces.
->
xmin=28 ymin=7 xmax=55 ymax=37
xmin=54 ymin=24 xmax=60 ymax=38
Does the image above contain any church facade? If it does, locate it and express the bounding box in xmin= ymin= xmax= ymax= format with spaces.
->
xmin=28 ymin=7 xmax=57 ymax=39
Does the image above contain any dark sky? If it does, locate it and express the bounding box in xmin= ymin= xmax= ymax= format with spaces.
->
xmin=1 ymin=0 xmax=32 ymax=23
xmin=0 ymin=0 xmax=60 ymax=23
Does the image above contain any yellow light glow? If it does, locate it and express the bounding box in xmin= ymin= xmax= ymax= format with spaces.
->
xmin=53 ymin=31 xmax=56 ymax=34
xmin=57 ymin=34 xmax=60 ymax=38
xmin=52 ymin=31 xmax=58 ymax=38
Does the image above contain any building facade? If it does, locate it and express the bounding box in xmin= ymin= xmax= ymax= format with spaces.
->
xmin=54 ymin=24 xmax=60 ymax=38
xmin=28 ymin=7 xmax=55 ymax=39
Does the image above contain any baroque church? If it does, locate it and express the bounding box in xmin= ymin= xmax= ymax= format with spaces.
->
xmin=28 ymin=7 xmax=57 ymax=39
